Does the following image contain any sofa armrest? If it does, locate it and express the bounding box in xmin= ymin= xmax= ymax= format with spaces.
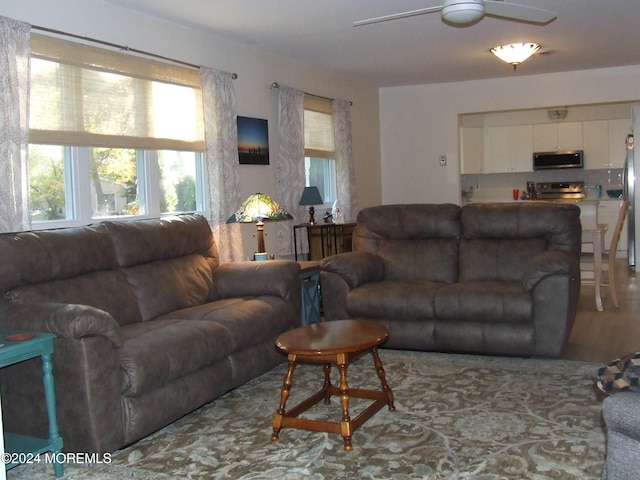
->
xmin=0 ymin=301 xmax=123 ymax=347
xmin=524 ymin=250 xmax=580 ymax=357
xmin=0 ymin=301 xmax=124 ymax=453
xmin=320 ymin=251 xmax=385 ymax=289
xmin=319 ymin=252 xmax=385 ymax=322
xmin=212 ymin=260 xmax=301 ymax=308
xmin=603 ymin=391 xmax=640 ymax=442
xmin=522 ymin=250 xmax=578 ymax=292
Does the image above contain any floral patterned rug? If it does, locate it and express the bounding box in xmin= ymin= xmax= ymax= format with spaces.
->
xmin=7 ymin=350 xmax=606 ymax=480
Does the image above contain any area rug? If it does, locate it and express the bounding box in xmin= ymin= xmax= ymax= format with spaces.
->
xmin=7 ymin=350 xmax=606 ymax=480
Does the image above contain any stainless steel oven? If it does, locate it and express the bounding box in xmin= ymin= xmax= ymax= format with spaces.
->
xmin=535 ymin=181 xmax=585 ymax=201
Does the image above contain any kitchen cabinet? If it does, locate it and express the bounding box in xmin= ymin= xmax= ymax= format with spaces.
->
xmin=578 ymin=202 xmax=597 ymax=227
xmin=597 ymin=200 xmax=628 ymax=253
xmin=510 ymin=125 xmax=534 ymax=172
xmin=460 ymin=117 xmax=630 ymax=175
xmin=582 ymin=119 xmax=630 ymax=169
xmin=582 ymin=120 xmax=609 ymax=169
xmin=533 ymin=122 xmax=583 ymax=152
xmin=484 ymin=125 xmax=533 ymax=173
xmin=460 ymin=127 xmax=484 ymax=174
xmin=608 ymin=119 xmax=631 ymax=168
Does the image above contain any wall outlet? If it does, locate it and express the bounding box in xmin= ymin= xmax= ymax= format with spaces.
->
xmin=439 ymin=155 xmax=447 ymax=166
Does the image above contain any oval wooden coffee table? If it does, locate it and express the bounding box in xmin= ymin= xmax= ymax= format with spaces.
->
xmin=270 ymin=319 xmax=395 ymax=451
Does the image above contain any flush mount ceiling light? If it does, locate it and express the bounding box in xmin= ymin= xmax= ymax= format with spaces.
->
xmin=490 ymin=42 xmax=540 ymax=69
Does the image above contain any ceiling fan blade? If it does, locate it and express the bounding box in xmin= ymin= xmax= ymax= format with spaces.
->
xmin=353 ymin=6 xmax=442 ymax=27
xmin=484 ymin=1 xmax=557 ymax=24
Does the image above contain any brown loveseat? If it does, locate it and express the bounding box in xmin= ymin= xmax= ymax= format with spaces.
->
xmin=0 ymin=214 xmax=301 ymax=454
xmin=320 ymin=202 xmax=581 ymax=357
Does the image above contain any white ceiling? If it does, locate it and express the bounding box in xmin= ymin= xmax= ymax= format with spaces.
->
xmin=102 ymin=0 xmax=640 ymax=87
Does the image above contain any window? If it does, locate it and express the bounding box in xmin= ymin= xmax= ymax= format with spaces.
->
xmin=304 ymin=95 xmax=336 ymax=206
xmin=28 ymin=34 xmax=205 ymax=227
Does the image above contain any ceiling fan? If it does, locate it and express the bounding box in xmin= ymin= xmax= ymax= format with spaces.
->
xmin=353 ymin=0 xmax=557 ymax=27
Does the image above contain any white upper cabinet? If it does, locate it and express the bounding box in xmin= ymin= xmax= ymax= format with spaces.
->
xmin=460 ymin=127 xmax=485 ymax=174
xmin=460 ymin=103 xmax=634 ymax=177
xmin=582 ymin=119 xmax=631 ymax=169
xmin=608 ymin=118 xmax=632 ymax=168
xmin=533 ymin=122 xmax=583 ymax=152
xmin=582 ymin=120 xmax=609 ymax=169
xmin=460 ymin=114 xmax=630 ymax=175
xmin=485 ymin=125 xmax=533 ymax=173
xmin=510 ymin=125 xmax=535 ymax=173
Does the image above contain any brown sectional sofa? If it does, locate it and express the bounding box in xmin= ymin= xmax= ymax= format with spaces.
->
xmin=0 ymin=214 xmax=301 ymax=454
xmin=320 ymin=202 xmax=581 ymax=357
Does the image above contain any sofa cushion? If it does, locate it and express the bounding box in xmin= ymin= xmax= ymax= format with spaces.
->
xmin=123 ymin=255 xmax=216 ymax=321
xmin=104 ymin=215 xmax=220 ymax=321
xmin=0 ymin=224 xmax=144 ymax=324
xmin=154 ymin=296 xmax=295 ymax=351
xmin=0 ymin=223 xmax=117 ymax=292
xmin=104 ymin=214 xmax=218 ymax=268
xmin=346 ymin=280 xmax=445 ymax=319
xmin=435 ymin=282 xmax=532 ymax=323
xmin=355 ymin=203 xmax=461 ymax=243
xmin=459 ymin=237 xmax=547 ymax=283
xmin=461 ymin=202 xmax=582 ymax=254
xmin=5 ymin=270 xmax=143 ymax=326
xmin=459 ymin=202 xmax=581 ymax=283
xmin=378 ymin=238 xmax=459 ymax=283
xmin=119 ymin=319 xmax=233 ymax=396
xmin=353 ymin=204 xmax=461 ymax=283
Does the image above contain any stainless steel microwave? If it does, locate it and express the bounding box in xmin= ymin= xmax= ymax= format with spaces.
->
xmin=533 ymin=150 xmax=583 ymax=170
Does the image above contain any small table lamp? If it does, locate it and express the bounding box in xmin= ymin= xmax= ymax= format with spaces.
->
xmin=299 ymin=186 xmax=323 ymax=225
xmin=227 ymin=193 xmax=293 ymax=259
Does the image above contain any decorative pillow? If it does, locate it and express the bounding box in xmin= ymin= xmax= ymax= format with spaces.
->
xmin=596 ymin=351 xmax=640 ymax=393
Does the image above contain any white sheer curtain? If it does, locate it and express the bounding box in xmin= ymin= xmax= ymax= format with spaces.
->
xmin=333 ymin=99 xmax=359 ymax=222
xmin=0 ymin=16 xmax=30 ymax=233
xmin=200 ymin=67 xmax=243 ymax=263
xmin=275 ymin=85 xmax=306 ymax=257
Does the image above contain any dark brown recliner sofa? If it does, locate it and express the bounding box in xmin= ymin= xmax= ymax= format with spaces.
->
xmin=320 ymin=202 xmax=581 ymax=357
xmin=0 ymin=214 xmax=301 ymax=454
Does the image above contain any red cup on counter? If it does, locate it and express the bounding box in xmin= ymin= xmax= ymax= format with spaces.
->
xmin=512 ymin=188 xmax=519 ymax=201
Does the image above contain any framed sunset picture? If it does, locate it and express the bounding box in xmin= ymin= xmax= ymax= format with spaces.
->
xmin=237 ymin=116 xmax=269 ymax=165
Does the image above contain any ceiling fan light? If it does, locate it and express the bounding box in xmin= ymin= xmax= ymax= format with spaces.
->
xmin=490 ymin=42 xmax=540 ymax=67
xmin=442 ymin=3 xmax=484 ymax=24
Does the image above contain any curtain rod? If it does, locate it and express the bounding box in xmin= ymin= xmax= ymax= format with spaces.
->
xmin=31 ymin=25 xmax=238 ymax=79
xmin=271 ymin=82 xmax=352 ymax=106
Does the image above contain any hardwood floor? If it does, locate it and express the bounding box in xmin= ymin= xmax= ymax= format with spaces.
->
xmin=562 ymin=259 xmax=640 ymax=363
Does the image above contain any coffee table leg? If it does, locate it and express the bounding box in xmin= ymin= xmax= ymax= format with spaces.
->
xmin=371 ymin=347 xmax=395 ymax=411
xmin=271 ymin=358 xmax=297 ymax=441
xmin=337 ymin=355 xmax=353 ymax=451
xmin=323 ymin=363 xmax=332 ymax=404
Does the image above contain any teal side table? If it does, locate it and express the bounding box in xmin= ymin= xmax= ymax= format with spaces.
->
xmin=297 ymin=261 xmax=322 ymax=326
xmin=0 ymin=329 xmax=63 ymax=478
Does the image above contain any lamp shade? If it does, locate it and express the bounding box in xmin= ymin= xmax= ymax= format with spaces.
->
xmin=227 ymin=193 xmax=293 ymax=224
xmin=299 ymin=186 xmax=323 ymax=206
xmin=490 ymin=43 xmax=540 ymax=68
xmin=227 ymin=193 xmax=292 ymax=257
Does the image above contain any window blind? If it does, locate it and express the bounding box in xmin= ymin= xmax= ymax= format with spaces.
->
xmin=29 ymin=33 xmax=204 ymax=151
xmin=304 ymin=94 xmax=334 ymax=158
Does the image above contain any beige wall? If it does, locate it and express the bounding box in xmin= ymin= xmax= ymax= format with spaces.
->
xmin=1 ymin=0 xmax=382 ymax=259
xmin=379 ymin=66 xmax=640 ymax=205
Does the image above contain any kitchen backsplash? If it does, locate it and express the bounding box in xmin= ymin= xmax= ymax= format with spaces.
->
xmin=462 ymin=168 xmax=623 ymax=203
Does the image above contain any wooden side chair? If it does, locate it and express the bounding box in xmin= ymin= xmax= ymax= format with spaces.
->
xmin=581 ymin=200 xmax=630 ymax=308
